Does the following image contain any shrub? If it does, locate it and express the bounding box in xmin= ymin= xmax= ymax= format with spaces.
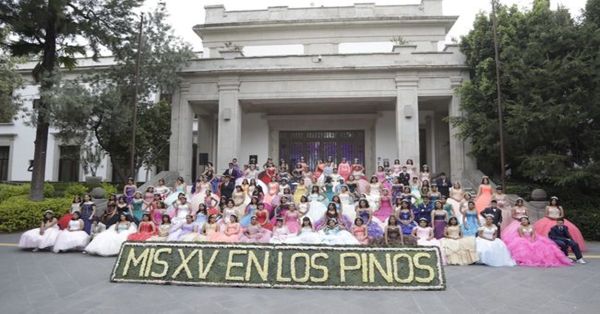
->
xmin=63 ymin=183 xmax=89 ymax=199
xmin=0 ymin=195 xmax=71 ymax=232
xmin=0 ymin=183 xmax=55 ymax=203
xmin=101 ymin=182 xmax=118 ymax=198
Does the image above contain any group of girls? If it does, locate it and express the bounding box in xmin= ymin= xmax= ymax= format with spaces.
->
xmin=18 ymin=157 xmax=587 ymax=267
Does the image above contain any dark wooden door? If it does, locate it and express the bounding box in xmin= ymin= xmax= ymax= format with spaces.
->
xmin=279 ymin=130 xmax=365 ymax=170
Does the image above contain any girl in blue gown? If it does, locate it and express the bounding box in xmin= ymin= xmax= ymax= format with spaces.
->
xmin=462 ymin=200 xmax=479 ymax=237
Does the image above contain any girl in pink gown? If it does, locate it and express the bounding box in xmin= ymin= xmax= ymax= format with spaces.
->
xmin=128 ymin=214 xmax=157 ymax=241
xmin=374 ymin=189 xmax=393 ymax=222
xmin=475 ymin=176 xmax=493 ymax=213
xmin=337 ymin=158 xmax=351 ymax=181
xmin=351 ymin=218 xmax=370 ymax=245
xmin=412 ymin=218 xmax=442 ymax=248
xmin=534 ymin=197 xmax=586 ymax=251
xmin=151 ymin=200 xmax=167 ymax=226
xmin=507 ymin=217 xmax=572 ymax=267
xmin=204 ymin=215 xmax=222 ymax=241
xmin=240 ymin=216 xmax=272 ymax=243
xmin=284 ymin=204 xmax=301 ymax=234
xmin=501 ymin=198 xmax=528 ymax=243
xmin=213 ymin=215 xmax=242 ymax=243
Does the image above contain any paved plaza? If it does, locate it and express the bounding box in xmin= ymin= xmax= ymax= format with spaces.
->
xmin=1 ymin=233 xmax=599 ymax=314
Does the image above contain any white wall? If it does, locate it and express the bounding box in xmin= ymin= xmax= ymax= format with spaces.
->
xmin=375 ymin=110 xmax=398 ymax=167
xmin=239 ymin=112 xmax=269 ymax=166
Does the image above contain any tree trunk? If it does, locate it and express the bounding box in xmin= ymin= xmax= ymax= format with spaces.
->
xmin=30 ymin=1 xmax=57 ymax=201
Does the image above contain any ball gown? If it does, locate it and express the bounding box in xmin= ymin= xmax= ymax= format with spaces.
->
xmin=52 ymin=220 xmax=90 ymax=253
xmin=475 ymin=225 xmax=516 ymax=267
xmin=534 ymin=206 xmax=586 ymax=251
xmin=506 ymin=226 xmax=572 ymax=267
xmin=220 ymin=207 xmax=237 ymax=225
xmin=85 ymin=222 xmax=136 ymax=256
xmin=131 ymin=198 xmax=144 ymax=223
xmin=124 ymin=186 xmax=136 ymax=204
xmin=127 ymin=221 xmax=156 ymax=242
xmin=338 ymin=162 xmax=351 ymax=181
xmin=352 ymin=225 xmax=370 ymax=244
xmin=270 ymin=225 xmax=292 ymax=244
xmin=58 ymin=203 xmax=80 ymax=230
xmin=382 ymin=225 xmax=404 ymax=245
xmin=195 ymin=213 xmax=208 ymax=230
xmin=461 ymin=209 xmax=480 ymax=237
xmin=440 ymin=226 xmax=478 ymax=265
xmin=19 ymin=222 xmax=60 ymax=250
xmin=168 ymin=222 xmax=201 ymax=241
xmin=240 ymin=204 xmax=257 ymax=228
xmin=239 ymin=224 xmax=272 ymax=243
xmin=211 ymin=223 xmax=242 ymax=243
xmin=475 ymin=185 xmax=493 ymax=213
xmin=357 ymin=209 xmax=384 ymax=239
xmin=306 ymin=194 xmax=328 ymax=223
xmin=500 ymin=206 xmax=528 ymax=243
xmin=293 ymin=185 xmax=308 ymax=204
xmin=284 ymin=226 xmax=323 ymax=244
xmin=256 ymin=210 xmax=273 ymax=231
xmin=339 ymin=193 xmax=357 ymax=221
xmin=445 ymin=188 xmax=464 ymax=221
xmin=374 ymin=195 xmax=393 ymax=222
xmin=397 ymin=210 xmax=417 ymax=235
xmin=414 ymin=226 xmax=441 ymax=247
xmin=171 ymin=202 xmax=192 ymax=226
xmin=80 ymin=202 xmax=95 ymax=234
xmin=284 ymin=210 xmax=301 ymax=234
xmin=319 ymin=226 xmax=360 ymax=245
xmin=432 ymin=212 xmax=447 ymax=239
xmin=147 ymin=224 xmax=171 ymax=241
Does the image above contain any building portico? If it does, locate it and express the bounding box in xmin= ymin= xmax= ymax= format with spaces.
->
xmin=169 ymin=1 xmax=476 ymax=183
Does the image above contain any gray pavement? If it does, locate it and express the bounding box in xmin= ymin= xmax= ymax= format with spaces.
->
xmin=1 ymin=232 xmax=599 ymax=314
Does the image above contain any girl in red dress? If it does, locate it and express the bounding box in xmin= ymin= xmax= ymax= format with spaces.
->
xmin=128 ymin=214 xmax=156 ymax=241
xmin=256 ymin=203 xmax=273 ymax=230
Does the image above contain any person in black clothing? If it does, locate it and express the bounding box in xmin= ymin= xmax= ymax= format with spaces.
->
xmin=480 ymin=199 xmax=502 ymax=237
xmin=435 ymin=172 xmax=452 ymax=198
xmin=548 ymin=218 xmax=586 ymax=264
xmin=398 ymin=166 xmax=411 ymax=186
xmin=219 ymin=175 xmax=235 ymax=200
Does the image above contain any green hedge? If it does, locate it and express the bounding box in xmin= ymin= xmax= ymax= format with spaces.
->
xmin=63 ymin=183 xmax=89 ymax=199
xmin=0 ymin=183 xmax=55 ymax=203
xmin=0 ymin=195 xmax=71 ymax=232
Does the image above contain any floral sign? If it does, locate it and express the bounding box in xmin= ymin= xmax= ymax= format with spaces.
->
xmin=110 ymin=242 xmax=445 ymax=290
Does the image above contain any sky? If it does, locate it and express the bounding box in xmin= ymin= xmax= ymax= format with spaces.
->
xmin=145 ymin=0 xmax=588 ymax=52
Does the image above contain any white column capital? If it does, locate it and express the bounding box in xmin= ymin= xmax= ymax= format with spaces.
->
xmin=218 ymin=77 xmax=240 ymax=91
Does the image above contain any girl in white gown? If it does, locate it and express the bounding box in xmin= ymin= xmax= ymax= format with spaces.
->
xmin=19 ymin=210 xmax=60 ymax=251
xmin=171 ymin=195 xmax=191 ymax=226
xmin=270 ymin=218 xmax=291 ymax=244
xmin=476 ymin=215 xmax=516 ymax=267
xmin=339 ymin=186 xmax=357 ymax=222
xmin=84 ymin=214 xmax=137 ymax=256
xmin=306 ymin=186 xmax=327 ymax=223
xmin=53 ymin=212 xmax=90 ymax=253
xmin=318 ymin=218 xmax=360 ymax=245
xmin=285 ymin=217 xmax=322 ymax=244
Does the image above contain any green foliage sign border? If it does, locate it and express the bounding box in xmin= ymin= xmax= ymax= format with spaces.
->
xmin=110 ymin=242 xmax=445 ymax=291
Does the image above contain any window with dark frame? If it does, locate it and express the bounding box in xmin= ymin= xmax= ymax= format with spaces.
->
xmin=0 ymin=146 xmax=9 ymax=181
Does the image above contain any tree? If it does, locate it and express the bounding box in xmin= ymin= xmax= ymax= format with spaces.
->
xmin=0 ymin=28 xmax=24 ymax=123
xmin=0 ymin=0 xmax=143 ymax=200
xmin=453 ymin=0 xmax=600 ymax=188
xmin=52 ymin=3 xmax=193 ymax=183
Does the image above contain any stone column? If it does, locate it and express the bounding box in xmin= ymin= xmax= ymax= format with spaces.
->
xmin=449 ymin=76 xmax=465 ymax=182
xmin=216 ymin=76 xmax=241 ymax=173
xmin=395 ymin=76 xmax=420 ymax=166
xmin=168 ymin=83 xmax=193 ymax=182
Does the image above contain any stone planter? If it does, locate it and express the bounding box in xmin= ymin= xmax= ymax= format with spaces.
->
xmin=85 ymin=176 xmax=103 ymax=187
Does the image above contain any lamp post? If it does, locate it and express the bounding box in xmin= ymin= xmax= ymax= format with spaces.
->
xmin=130 ymin=13 xmax=144 ymax=181
xmin=490 ymin=0 xmax=506 ymax=188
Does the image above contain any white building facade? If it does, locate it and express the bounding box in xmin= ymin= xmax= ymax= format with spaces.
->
xmin=0 ymin=0 xmax=479 ymax=185
xmin=171 ymin=0 xmax=477 ymax=184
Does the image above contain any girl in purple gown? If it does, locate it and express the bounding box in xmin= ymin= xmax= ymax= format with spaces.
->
xmin=396 ymin=199 xmax=417 ymax=235
xmin=431 ymin=201 xmax=448 ymax=239
xmin=123 ymin=177 xmax=137 ymax=205
xmin=315 ymin=203 xmax=353 ymax=230
xmin=356 ymin=199 xmax=384 ymax=239
xmin=80 ymin=194 xmax=96 ymax=234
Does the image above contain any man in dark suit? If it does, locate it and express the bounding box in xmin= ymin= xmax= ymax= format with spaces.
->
xmin=548 ymin=218 xmax=586 ymax=264
xmin=435 ymin=172 xmax=451 ymax=198
xmin=398 ymin=166 xmax=411 ymax=186
xmin=413 ymin=195 xmax=433 ymax=223
xmin=480 ymin=199 xmax=502 ymax=237
xmin=219 ymin=175 xmax=235 ymax=200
